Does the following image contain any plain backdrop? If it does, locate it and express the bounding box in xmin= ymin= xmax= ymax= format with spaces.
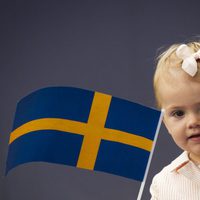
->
xmin=1 ymin=0 xmax=199 ymax=199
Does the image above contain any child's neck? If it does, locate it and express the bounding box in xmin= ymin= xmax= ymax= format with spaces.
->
xmin=188 ymin=153 xmax=200 ymax=165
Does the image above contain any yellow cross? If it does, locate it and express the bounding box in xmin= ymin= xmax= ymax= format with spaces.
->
xmin=9 ymin=92 xmax=153 ymax=170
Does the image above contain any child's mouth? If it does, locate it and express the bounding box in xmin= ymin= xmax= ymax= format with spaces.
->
xmin=188 ymin=134 xmax=200 ymax=141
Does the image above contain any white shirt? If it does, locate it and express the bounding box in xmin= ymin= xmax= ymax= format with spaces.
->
xmin=150 ymin=151 xmax=200 ymax=200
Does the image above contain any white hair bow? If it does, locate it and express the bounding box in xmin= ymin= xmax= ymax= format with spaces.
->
xmin=176 ymin=44 xmax=200 ymax=76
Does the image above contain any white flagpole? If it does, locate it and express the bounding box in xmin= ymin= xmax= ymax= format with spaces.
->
xmin=136 ymin=110 xmax=164 ymax=200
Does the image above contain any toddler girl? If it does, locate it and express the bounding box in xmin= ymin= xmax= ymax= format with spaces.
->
xmin=150 ymin=41 xmax=200 ymax=200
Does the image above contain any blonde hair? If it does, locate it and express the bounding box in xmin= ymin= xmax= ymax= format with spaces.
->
xmin=153 ymin=41 xmax=200 ymax=108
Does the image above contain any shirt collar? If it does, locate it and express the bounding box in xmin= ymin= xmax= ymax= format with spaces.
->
xmin=167 ymin=151 xmax=200 ymax=185
xmin=168 ymin=151 xmax=190 ymax=172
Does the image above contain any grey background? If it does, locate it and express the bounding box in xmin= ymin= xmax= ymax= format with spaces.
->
xmin=1 ymin=0 xmax=199 ymax=199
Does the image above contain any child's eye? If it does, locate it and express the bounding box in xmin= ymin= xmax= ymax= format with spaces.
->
xmin=171 ymin=110 xmax=185 ymax=118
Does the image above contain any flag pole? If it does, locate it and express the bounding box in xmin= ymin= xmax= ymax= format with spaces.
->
xmin=136 ymin=110 xmax=164 ymax=200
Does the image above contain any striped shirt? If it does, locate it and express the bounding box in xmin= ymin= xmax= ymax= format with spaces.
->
xmin=150 ymin=151 xmax=200 ymax=200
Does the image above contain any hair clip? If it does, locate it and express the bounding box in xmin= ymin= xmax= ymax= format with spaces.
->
xmin=176 ymin=44 xmax=200 ymax=77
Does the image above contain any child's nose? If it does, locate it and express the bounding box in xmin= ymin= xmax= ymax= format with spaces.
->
xmin=187 ymin=113 xmax=200 ymax=129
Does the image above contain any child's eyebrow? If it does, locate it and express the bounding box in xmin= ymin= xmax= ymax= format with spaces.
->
xmin=167 ymin=102 xmax=200 ymax=111
xmin=165 ymin=106 xmax=184 ymax=111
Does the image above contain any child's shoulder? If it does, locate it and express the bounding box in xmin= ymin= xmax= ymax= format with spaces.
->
xmin=156 ymin=151 xmax=189 ymax=177
xmin=153 ymin=151 xmax=189 ymax=180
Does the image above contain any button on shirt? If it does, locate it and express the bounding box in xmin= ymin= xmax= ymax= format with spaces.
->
xmin=150 ymin=151 xmax=200 ymax=200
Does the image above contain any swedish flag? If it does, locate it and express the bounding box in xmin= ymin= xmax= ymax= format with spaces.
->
xmin=6 ymin=87 xmax=161 ymax=181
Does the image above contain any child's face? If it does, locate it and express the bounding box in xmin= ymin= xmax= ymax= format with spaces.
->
xmin=159 ymin=74 xmax=200 ymax=162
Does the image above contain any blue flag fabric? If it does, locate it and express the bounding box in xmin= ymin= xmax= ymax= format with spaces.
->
xmin=6 ymin=87 xmax=161 ymax=181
